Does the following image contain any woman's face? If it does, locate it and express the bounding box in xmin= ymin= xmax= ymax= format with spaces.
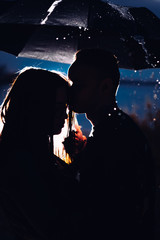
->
xmin=52 ymin=87 xmax=68 ymax=135
xmin=29 ymin=86 xmax=68 ymax=136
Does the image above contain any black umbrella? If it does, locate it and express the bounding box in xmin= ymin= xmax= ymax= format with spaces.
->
xmin=0 ymin=0 xmax=160 ymax=69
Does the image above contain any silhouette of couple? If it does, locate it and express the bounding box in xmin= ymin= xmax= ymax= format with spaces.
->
xmin=0 ymin=49 xmax=155 ymax=240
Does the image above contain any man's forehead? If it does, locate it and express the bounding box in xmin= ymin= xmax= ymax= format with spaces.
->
xmin=70 ymin=62 xmax=94 ymax=70
xmin=69 ymin=63 xmax=98 ymax=79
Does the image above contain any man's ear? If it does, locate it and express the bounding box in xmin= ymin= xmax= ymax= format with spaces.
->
xmin=99 ymin=78 xmax=113 ymax=95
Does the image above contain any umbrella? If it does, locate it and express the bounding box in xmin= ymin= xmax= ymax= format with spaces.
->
xmin=0 ymin=0 xmax=160 ymax=70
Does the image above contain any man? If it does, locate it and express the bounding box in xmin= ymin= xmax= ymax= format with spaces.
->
xmin=68 ymin=48 xmax=155 ymax=240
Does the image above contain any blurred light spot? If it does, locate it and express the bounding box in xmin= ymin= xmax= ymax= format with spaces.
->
xmin=154 ymin=94 xmax=158 ymax=100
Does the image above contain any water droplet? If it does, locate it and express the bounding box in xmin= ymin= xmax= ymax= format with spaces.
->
xmin=154 ymin=94 xmax=158 ymax=100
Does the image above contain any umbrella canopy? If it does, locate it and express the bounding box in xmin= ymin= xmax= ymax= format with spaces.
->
xmin=0 ymin=0 xmax=160 ymax=69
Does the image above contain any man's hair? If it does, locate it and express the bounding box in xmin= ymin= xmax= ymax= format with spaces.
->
xmin=74 ymin=48 xmax=120 ymax=90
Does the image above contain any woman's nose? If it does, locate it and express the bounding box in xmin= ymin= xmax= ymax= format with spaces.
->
xmin=64 ymin=112 xmax=68 ymax=119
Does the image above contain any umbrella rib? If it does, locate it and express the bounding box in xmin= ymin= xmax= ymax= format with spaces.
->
xmin=41 ymin=0 xmax=63 ymax=25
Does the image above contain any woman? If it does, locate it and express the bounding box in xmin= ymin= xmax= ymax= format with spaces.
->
xmin=0 ymin=67 xmax=69 ymax=240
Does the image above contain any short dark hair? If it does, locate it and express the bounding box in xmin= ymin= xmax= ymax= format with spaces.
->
xmin=73 ymin=48 xmax=120 ymax=89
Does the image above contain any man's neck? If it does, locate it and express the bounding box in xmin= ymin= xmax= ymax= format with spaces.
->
xmin=86 ymin=102 xmax=118 ymax=126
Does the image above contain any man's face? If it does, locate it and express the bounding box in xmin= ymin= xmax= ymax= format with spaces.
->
xmin=68 ymin=63 xmax=99 ymax=113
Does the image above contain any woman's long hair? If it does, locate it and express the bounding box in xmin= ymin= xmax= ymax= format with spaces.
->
xmin=0 ymin=67 xmax=69 ymax=151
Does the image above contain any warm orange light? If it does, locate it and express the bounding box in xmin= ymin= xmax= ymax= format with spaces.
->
xmin=54 ymin=118 xmax=72 ymax=164
xmin=53 ymin=112 xmax=80 ymax=164
xmin=0 ymin=119 xmax=3 ymax=135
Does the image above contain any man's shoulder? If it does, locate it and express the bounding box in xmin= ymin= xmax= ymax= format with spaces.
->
xmin=94 ymin=109 xmax=143 ymax=137
xmin=92 ymin=109 xmax=150 ymax=157
xmin=118 ymin=110 xmax=148 ymax=142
